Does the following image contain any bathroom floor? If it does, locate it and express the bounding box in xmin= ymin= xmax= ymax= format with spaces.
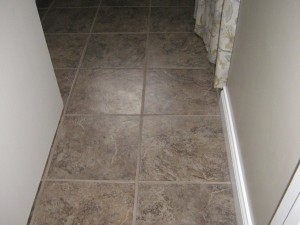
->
xmin=30 ymin=0 xmax=237 ymax=224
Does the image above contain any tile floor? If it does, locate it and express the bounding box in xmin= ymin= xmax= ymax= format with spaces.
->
xmin=31 ymin=0 xmax=237 ymax=224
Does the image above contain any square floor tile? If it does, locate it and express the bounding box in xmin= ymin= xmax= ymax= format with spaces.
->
xmin=93 ymin=7 xmax=148 ymax=32
xmin=48 ymin=116 xmax=139 ymax=180
xmin=144 ymin=69 xmax=219 ymax=115
xmin=148 ymin=33 xmax=210 ymax=68
xmin=46 ymin=34 xmax=88 ymax=68
xmin=140 ymin=116 xmax=230 ymax=181
xmin=43 ymin=8 xmax=97 ymax=33
xmin=151 ymin=0 xmax=195 ymax=7
xmin=31 ymin=182 xmax=134 ymax=225
xmin=67 ymin=69 xmax=143 ymax=114
xmin=54 ymin=69 xmax=76 ymax=104
xmin=102 ymin=0 xmax=150 ymax=6
xmin=54 ymin=0 xmax=100 ymax=7
xmin=137 ymin=184 xmax=236 ymax=225
xmin=81 ymin=34 xmax=146 ymax=68
xmin=150 ymin=7 xmax=194 ymax=32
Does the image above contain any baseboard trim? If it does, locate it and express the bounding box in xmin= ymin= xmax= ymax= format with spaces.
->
xmin=219 ymin=87 xmax=253 ymax=225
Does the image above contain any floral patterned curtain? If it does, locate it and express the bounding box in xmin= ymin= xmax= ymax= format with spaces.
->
xmin=194 ymin=0 xmax=240 ymax=88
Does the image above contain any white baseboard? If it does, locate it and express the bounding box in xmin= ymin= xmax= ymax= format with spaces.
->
xmin=219 ymin=87 xmax=253 ymax=225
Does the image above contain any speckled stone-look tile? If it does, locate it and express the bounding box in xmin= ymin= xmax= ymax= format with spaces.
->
xmin=54 ymin=69 xmax=76 ymax=104
xmin=48 ymin=116 xmax=139 ymax=180
xmin=81 ymin=34 xmax=146 ymax=68
xmin=137 ymin=184 xmax=236 ymax=225
xmin=93 ymin=7 xmax=148 ymax=32
xmin=67 ymin=69 xmax=143 ymax=114
xmin=150 ymin=7 xmax=194 ymax=32
xmin=140 ymin=116 xmax=230 ymax=181
xmin=151 ymin=0 xmax=195 ymax=7
xmin=46 ymin=34 xmax=88 ymax=68
xmin=31 ymin=182 xmax=135 ymax=225
xmin=148 ymin=33 xmax=210 ymax=68
xmin=42 ymin=8 xmax=97 ymax=33
xmin=102 ymin=0 xmax=150 ymax=6
xmin=144 ymin=69 xmax=219 ymax=115
xmin=54 ymin=0 xmax=100 ymax=7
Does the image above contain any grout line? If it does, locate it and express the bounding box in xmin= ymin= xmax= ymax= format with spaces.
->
xmin=53 ymin=66 xmax=213 ymax=70
xmin=48 ymin=5 xmax=195 ymax=8
xmin=44 ymin=31 xmax=195 ymax=35
xmin=132 ymin=4 xmax=152 ymax=225
xmin=150 ymin=6 xmax=195 ymax=8
xmin=30 ymin=3 xmax=104 ymax=223
xmin=52 ymin=6 xmax=99 ymax=9
xmin=61 ymin=0 xmax=102 ymax=117
xmin=28 ymin=115 xmax=68 ymax=223
xmin=40 ymin=0 xmax=55 ymax=23
xmin=64 ymin=113 xmax=141 ymax=117
xmin=43 ymin=178 xmax=136 ymax=184
xmin=27 ymin=181 xmax=46 ymax=225
xmin=53 ymin=68 xmax=77 ymax=70
xmin=79 ymin=66 xmax=144 ymax=69
xmin=41 ymin=178 xmax=231 ymax=185
xmin=63 ymin=113 xmax=221 ymax=117
xmin=139 ymin=180 xmax=232 ymax=185
xmin=44 ymin=32 xmax=91 ymax=35
xmin=147 ymin=66 xmax=214 ymax=69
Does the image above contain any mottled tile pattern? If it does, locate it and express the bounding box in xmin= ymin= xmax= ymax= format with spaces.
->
xmin=48 ymin=116 xmax=139 ymax=180
xmin=137 ymin=184 xmax=236 ymax=225
xmin=151 ymin=0 xmax=195 ymax=7
xmin=30 ymin=2 xmax=237 ymax=225
xmin=43 ymin=8 xmax=96 ymax=33
xmin=93 ymin=7 xmax=148 ymax=32
xmin=144 ymin=69 xmax=219 ymax=115
xmin=31 ymin=182 xmax=135 ymax=225
xmin=82 ymin=34 xmax=146 ymax=68
xmin=102 ymin=0 xmax=150 ymax=6
xmin=45 ymin=34 xmax=88 ymax=68
xmin=54 ymin=69 xmax=76 ymax=104
xmin=67 ymin=69 xmax=143 ymax=114
xmin=150 ymin=7 xmax=194 ymax=32
xmin=54 ymin=0 xmax=100 ymax=7
xmin=140 ymin=116 xmax=229 ymax=181
xmin=148 ymin=33 xmax=210 ymax=68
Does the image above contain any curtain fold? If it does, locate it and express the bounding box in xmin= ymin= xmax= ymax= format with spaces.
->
xmin=194 ymin=0 xmax=240 ymax=88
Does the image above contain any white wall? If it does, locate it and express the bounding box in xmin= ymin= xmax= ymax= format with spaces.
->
xmin=0 ymin=0 xmax=63 ymax=224
xmin=227 ymin=0 xmax=300 ymax=224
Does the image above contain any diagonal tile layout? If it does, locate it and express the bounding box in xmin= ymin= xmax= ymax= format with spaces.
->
xmin=30 ymin=0 xmax=237 ymax=224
